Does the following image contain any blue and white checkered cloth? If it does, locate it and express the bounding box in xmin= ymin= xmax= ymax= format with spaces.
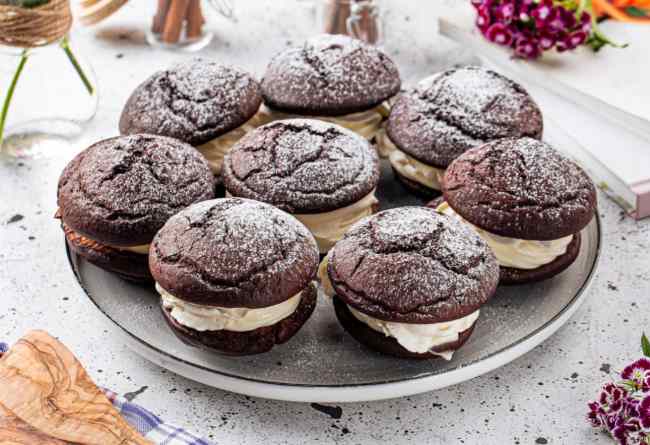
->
xmin=0 ymin=342 xmax=214 ymax=445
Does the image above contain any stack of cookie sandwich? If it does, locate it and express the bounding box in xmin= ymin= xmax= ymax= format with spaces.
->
xmin=55 ymin=44 xmax=598 ymax=362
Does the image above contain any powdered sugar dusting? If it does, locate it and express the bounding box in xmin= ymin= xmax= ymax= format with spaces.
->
xmin=57 ymin=134 xmax=214 ymax=245
xmin=151 ymin=198 xmax=319 ymax=307
xmin=386 ymin=66 xmax=543 ymax=167
xmin=328 ymin=206 xmax=499 ymax=323
xmin=119 ymin=58 xmax=262 ymax=145
xmin=223 ymin=119 xmax=379 ymax=213
xmin=261 ymin=34 xmax=401 ymax=115
xmin=444 ymin=137 xmax=597 ymax=240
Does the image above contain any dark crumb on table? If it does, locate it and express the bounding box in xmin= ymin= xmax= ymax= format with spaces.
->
xmin=6 ymin=214 xmax=23 ymax=224
xmin=311 ymin=403 xmax=343 ymax=419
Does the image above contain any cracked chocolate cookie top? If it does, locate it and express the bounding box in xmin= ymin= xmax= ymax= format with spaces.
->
xmin=261 ymin=34 xmax=401 ymax=116
xmin=327 ymin=206 xmax=499 ymax=323
xmin=386 ymin=66 xmax=543 ymax=168
xmin=57 ymin=135 xmax=215 ymax=246
xmin=119 ymin=59 xmax=262 ymax=145
xmin=443 ymin=137 xmax=597 ymax=240
xmin=223 ymin=119 xmax=379 ymax=214
xmin=149 ymin=198 xmax=319 ymax=307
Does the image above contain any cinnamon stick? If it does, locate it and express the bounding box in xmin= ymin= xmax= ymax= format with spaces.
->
xmin=186 ymin=0 xmax=203 ymax=40
xmin=152 ymin=0 xmax=172 ymax=34
xmin=358 ymin=4 xmax=379 ymax=44
xmin=324 ymin=0 xmax=351 ymax=35
xmin=162 ymin=0 xmax=191 ymax=43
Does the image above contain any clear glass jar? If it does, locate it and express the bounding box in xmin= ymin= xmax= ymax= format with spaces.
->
xmin=146 ymin=0 xmax=235 ymax=52
xmin=0 ymin=37 xmax=98 ymax=159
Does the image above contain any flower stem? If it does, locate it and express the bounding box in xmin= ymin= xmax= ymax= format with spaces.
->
xmin=0 ymin=49 xmax=29 ymax=149
xmin=60 ymin=36 xmax=94 ymax=95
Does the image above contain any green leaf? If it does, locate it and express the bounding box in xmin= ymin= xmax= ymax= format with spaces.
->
xmin=0 ymin=0 xmax=50 ymax=7
xmin=642 ymin=333 xmax=650 ymax=357
xmin=19 ymin=0 xmax=50 ymax=8
xmin=0 ymin=49 xmax=29 ymax=148
xmin=626 ymin=6 xmax=649 ymax=17
xmin=60 ymin=37 xmax=95 ymax=96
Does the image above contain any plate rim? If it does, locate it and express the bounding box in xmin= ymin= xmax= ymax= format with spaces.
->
xmin=67 ymin=214 xmax=601 ymax=402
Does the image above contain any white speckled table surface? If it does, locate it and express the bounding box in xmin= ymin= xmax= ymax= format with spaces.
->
xmin=0 ymin=1 xmax=649 ymax=444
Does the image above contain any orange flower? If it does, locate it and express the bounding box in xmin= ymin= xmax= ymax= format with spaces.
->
xmin=592 ymin=0 xmax=650 ymax=21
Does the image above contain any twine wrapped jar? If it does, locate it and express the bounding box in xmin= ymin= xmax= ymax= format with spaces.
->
xmin=0 ymin=0 xmax=97 ymax=159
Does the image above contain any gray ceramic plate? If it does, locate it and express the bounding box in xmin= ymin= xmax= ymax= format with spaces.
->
xmin=67 ymin=157 xmax=601 ymax=403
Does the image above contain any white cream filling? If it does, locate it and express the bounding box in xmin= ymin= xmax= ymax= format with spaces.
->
xmin=389 ymin=144 xmax=446 ymax=191
xmin=228 ymin=190 xmax=378 ymax=254
xmin=436 ymin=202 xmax=574 ymax=270
xmin=318 ymin=253 xmax=476 ymax=360
xmin=294 ymin=190 xmax=378 ymax=254
xmin=157 ymin=283 xmax=302 ymax=332
xmin=348 ymin=306 xmax=480 ymax=359
xmin=256 ymin=103 xmax=388 ymax=140
xmin=374 ymin=126 xmax=395 ymax=158
xmin=317 ymin=252 xmax=335 ymax=297
xmin=196 ymin=110 xmax=269 ymax=175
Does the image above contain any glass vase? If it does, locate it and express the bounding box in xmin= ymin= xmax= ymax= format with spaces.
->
xmin=0 ymin=37 xmax=98 ymax=160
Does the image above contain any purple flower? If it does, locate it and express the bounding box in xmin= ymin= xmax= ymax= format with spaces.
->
xmin=546 ymin=8 xmax=568 ymax=33
xmin=476 ymin=5 xmax=492 ymax=31
xmin=579 ymin=11 xmax=592 ymax=33
xmin=587 ymin=338 xmax=650 ymax=444
xmin=569 ymin=31 xmax=587 ymax=47
xmin=556 ymin=34 xmax=575 ymax=52
xmin=531 ymin=0 xmax=553 ymax=21
xmin=639 ymin=396 xmax=650 ymax=429
xmin=485 ymin=23 xmax=514 ymax=45
xmin=515 ymin=36 xmax=542 ymax=58
xmin=612 ymin=417 xmax=643 ymax=445
xmin=622 ymin=358 xmax=650 ymax=390
xmin=622 ymin=358 xmax=650 ymax=380
xmin=495 ymin=2 xmax=515 ymax=21
xmin=474 ymin=0 xmax=596 ymax=59
xmin=600 ymin=383 xmax=629 ymax=414
xmin=539 ymin=31 xmax=556 ymax=50
xmin=588 ymin=401 xmax=604 ymax=427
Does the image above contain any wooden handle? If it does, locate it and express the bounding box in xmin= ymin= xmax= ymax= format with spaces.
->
xmin=0 ymin=403 xmax=68 ymax=444
xmin=0 ymin=331 xmax=152 ymax=445
xmin=78 ymin=0 xmax=130 ymax=26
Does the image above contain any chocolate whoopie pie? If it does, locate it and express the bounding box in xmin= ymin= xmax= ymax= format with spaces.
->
xmin=119 ymin=58 xmax=263 ymax=176
xmin=259 ymin=34 xmax=400 ymax=140
xmin=57 ymin=134 xmax=215 ymax=282
xmin=223 ymin=119 xmax=380 ymax=254
xmin=319 ymin=206 xmax=499 ymax=359
xmin=149 ymin=198 xmax=319 ymax=355
xmin=436 ymin=137 xmax=597 ymax=284
xmin=384 ymin=66 xmax=543 ymax=197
